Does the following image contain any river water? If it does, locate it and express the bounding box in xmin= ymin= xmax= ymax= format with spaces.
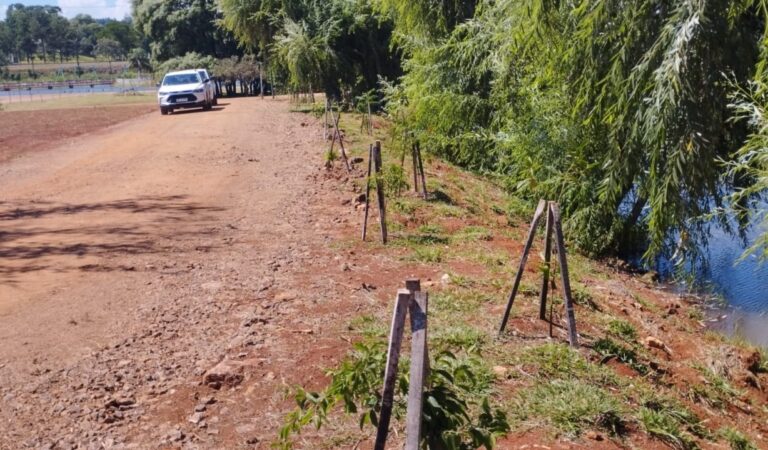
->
xmin=1 ymin=79 xmax=155 ymax=100
xmin=701 ymin=218 xmax=768 ymax=347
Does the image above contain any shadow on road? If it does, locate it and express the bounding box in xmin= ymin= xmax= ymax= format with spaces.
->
xmin=170 ymin=105 xmax=226 ymax=115
xmin=0 ymin=195 xmax=225 ymax=282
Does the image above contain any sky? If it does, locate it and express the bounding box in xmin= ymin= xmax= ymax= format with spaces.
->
xmin=0 ymin=0 xmax=132 ymax=20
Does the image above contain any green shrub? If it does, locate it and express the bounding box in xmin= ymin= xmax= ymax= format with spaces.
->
xmin=278 ymin=343 xmax=509 ymax=449
xmin=607 ymin=319 xmax=638 ymax=342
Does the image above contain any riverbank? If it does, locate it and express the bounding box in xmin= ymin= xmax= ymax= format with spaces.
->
xmin=272 ymin=106 xmax=768 ymax=449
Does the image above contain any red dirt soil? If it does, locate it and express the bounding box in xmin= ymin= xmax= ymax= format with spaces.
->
xmin=0 ymin=104 xmax=154 ymax=163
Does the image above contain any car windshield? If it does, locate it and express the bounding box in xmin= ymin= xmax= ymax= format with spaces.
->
xmin=162 ymin=73 xmax=200 ymax=86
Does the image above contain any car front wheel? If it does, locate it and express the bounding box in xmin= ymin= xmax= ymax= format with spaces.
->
xmin=160 ymin=106 xmax=169 ymax=115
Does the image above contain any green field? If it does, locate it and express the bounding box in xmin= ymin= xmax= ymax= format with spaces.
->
xmin=1 ymin=92 xmax=155 ymax=112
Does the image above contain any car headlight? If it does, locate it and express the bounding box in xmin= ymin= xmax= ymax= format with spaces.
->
xmin=158 ymin=91 xmax=168 ymax=96
xmin=193 ymin=88 xmax=204 ymax=93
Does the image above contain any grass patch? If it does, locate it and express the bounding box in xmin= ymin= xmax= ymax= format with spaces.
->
xmin=391 ymin=198 xmax=418 ymax=214
xmin=431 ymin=325 xmax=488 ymax=354
xmin=519 ymin=343 xmax=619 ymax=385
xmin=689 ymin=364 xmax=742 ymax=409
xmin=454 ymin=225 xmax=493 ymax=242
xmin=607 ymin=319 xmax=638 ymax=342
xmin=593 ymin=338 xmax=649 ymax=375
xmin=720 ymin=427 xmax=758 ymax=450
xmin=447 ymin=273 xmax=475 ymax=288
xmin=511 ymin=379 xmax=625 ymax=436
xmin=637 ymin=396 xmax=708 ymax=449
xmin=410 ymin=246 xmax=444 ymax=263
xmin=432 ymin=291 xmax=492 ymax=315
xmin=347 ymin=315 xmax=386 ymax=339
xmin=638 ymin=407 xmax=700 ymax=450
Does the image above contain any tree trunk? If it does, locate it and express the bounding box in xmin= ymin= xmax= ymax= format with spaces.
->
xmin=259 ymin=62 xmax=264 ymax=98
xmin=625 ymin=194 xmax=647 ymax=231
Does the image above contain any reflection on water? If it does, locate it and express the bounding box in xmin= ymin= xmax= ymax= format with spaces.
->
xmin=703 ymin=216 xmax=768 ymax=347
xmin=709 ymin=308 xmax=768 ymax=348
xmin=704 ymin=224 xmax=768 ymax=312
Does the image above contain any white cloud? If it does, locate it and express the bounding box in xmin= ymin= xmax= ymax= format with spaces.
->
xmin=57 ymin=0 xmax=131 ymax=19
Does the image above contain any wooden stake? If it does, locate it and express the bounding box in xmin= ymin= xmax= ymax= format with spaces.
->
xmin=329 ymin=106 xmax=351 ymax=172
xmin=362 ymin=144 xmax=373 ymax=241
xmin=374 ymin=289 xmax=410 ymax=450
xmin=498 ymin=199 xmax=547 ymax=334
xmin=550 ymin=203 xmax=579 ymax=347
xmin=412 ymin=144 xmax=419 ymax=194
xmin=539 ymin=202 xmax=554 ymax=320
xmin=415 ymin=142 xmax=428 ymax=198
xmin=324 ymin=98 xmax=329 ymax=140
xmin=405 ymin=278 xmax=429 ymax=382
xmin=367 ymin=101 xmax=373 ymax=135
xmin=405 ymin=291 xmax=428 ymax=450
xmin=373 ymin=141 xmax=388 ymax=244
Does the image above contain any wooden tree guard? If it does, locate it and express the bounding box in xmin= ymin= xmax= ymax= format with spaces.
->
xmin=360 ymin=101 xmax=373 ymax=136
xmin=328 ymin=103 xmax=351 ymax=172
xmin=361 ymin=141 xmax=388 ymax=244
xmin=367 ymin=102 xmax=374 ymax=135
xmin=498 ymin=200 xmax=579 ymax=347
xmin=375 ymin=279 xmax=430 ymax=450
xmin=362 ymin=144 xmax=374 ymax=241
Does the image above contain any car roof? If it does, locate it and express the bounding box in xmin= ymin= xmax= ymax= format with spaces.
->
xmin=164 ymin=70 xmax=200 ymax=76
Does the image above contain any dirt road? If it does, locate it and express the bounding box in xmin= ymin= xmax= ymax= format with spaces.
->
xmin=0 ymin=97 xmax=361 ymax=448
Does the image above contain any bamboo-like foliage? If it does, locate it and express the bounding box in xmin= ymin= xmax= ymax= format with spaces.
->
xmin=272 ymin=18 xmax=332 ymax=94
xmin=220 ymin=0 xmax=401 ymax=99
xmin=219 ymin=0 xmax=768 ymax=264
xmin=384 ymin=0 xmax=768 ymax=263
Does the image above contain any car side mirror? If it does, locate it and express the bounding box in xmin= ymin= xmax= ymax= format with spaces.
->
xmin=204 ymin=78 xmax=210 ymax=83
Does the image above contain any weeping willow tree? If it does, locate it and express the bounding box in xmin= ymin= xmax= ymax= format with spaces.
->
xmin=219 ymin=0 xmax=400 ymax=99
xmin=382 ymin=0 xmax=768 ymax=266
xmin=727 ymin=75 xmax=768 ymax=260
xmin=272 ymin=18 xmax=332 ymax=100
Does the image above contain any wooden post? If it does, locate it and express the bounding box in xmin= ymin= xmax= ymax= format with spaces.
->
xmin=498 ymin=199 xmax=547 ymax=334
xmin=405 ymin=278 xmax=429 ymax=381
xmin=367 ymin=101 xmax=373 ymax=135
xmin=373 ymin=141 xmax=388 ymax=244
xmin=550 ymin=203 xmax=579 ymax=347
xmin=330 ymin=106 xmax=351 ymax=172
xmin=415 ymin=142 xmax=428 ymax=198
xmin=405 ymin=291 xmax=428 ymax=450
xmin=374 ymin=290 xmax=410 ymax=450
xmin=324 ymin=98 xmax=329 ymax=140
xmin=412 ymin=144 xmax=419 ymax=194
xmin=539 ymin=202 xmax=554 ymax=320
xmin=362 ymin=144 xmax=373 ymax=241
xmin=549 ymin=291 xmax=555 ymax=338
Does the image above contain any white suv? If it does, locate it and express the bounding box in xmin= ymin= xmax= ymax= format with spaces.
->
xmin=196 ymin=68 xmax=217 ymax=106
xmin=157 ymin=69 xmax=213 ymax=115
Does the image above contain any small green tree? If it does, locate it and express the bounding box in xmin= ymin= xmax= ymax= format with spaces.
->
xmin=95 ymin=38 xmax=121 ymax=72
xmin=127 ymin=48 xmax=152 ymax=79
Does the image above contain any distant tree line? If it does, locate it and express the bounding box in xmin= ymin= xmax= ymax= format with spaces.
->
xmin=0 ymin=5 xmax=139 ymax=66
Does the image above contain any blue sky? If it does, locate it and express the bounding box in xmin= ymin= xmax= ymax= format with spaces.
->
xmin=1 ymin=0 xmax=131 ymax=19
